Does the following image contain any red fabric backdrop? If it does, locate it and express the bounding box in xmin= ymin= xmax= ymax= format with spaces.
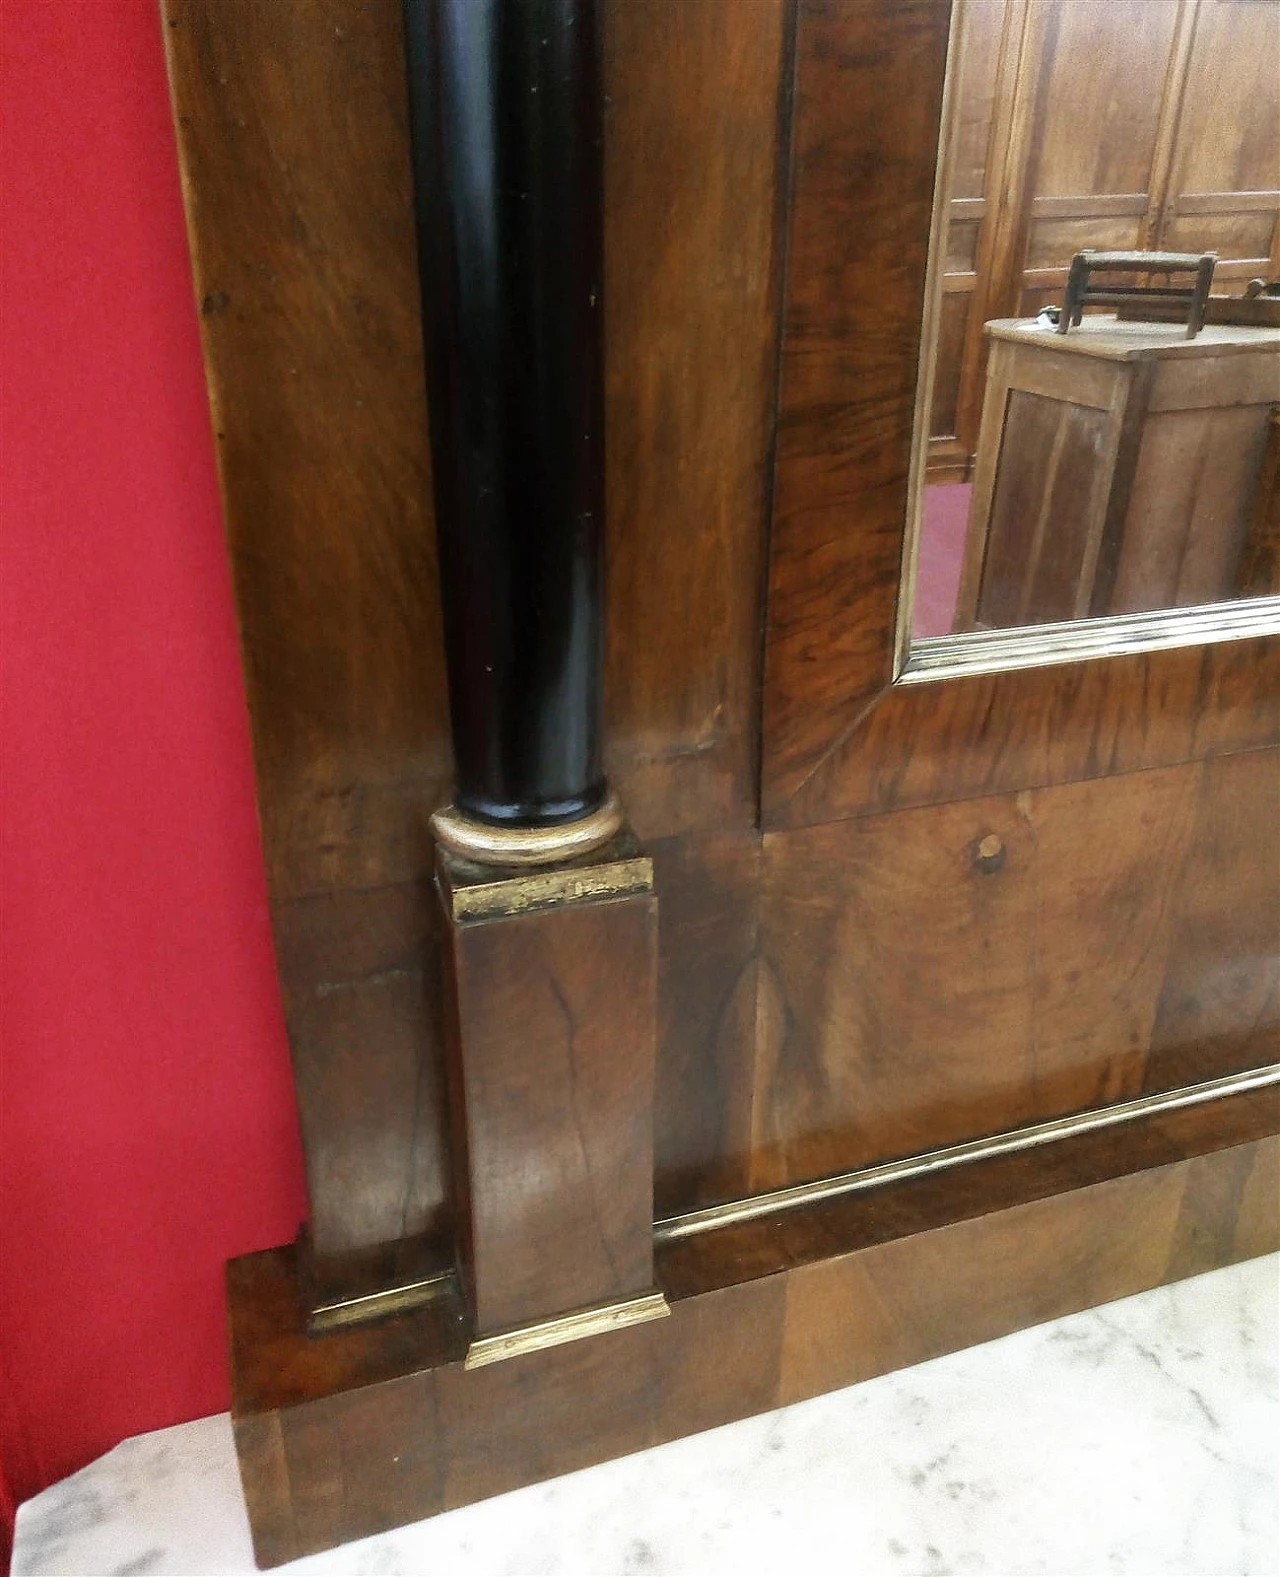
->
xmin=1 ymin=0 xmax=309 ymax=1543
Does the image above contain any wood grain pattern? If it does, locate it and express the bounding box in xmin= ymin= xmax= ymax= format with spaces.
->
xmin=1113 ymin=404 xmax=1273 ymax=611
xmin=651 ymin=833 xmax=762 ymax=1214
xmin=230 ymin=1087 xmax=1279 ymax=1566
xmin=167 ymin=0 xmax=1280 ymax=1276
xmin=774 ymin=1125 xmax=1277 ymax=1405
xmin=753 ymin=751 xmax=1279 ymax=1189
xmin=1239 ymin=411 xmax=1280 ymax=598
xmin=762 ymin=0 xmax=952 ymax=811
xmin=164 ymin=1 xmax=450 ymax=903
xmin=1144 ymin=748 xmax=1280 ymax=1090
xmin=973 ymin=388 xmax=1112 ymax=627
xmin=782 ymin=636 xmax=1280 ymax=831
xmin=164 ymin=0 xmax=453 ymax=1286
xmin=602 ymin=0 xmax=790 ymax=839
xmin=165 ymin=0 xmax=790 ymax=862
xmin=273 ymin=881 xmax=449 ymax=1262
xmin=442 ymin=881 xmax=658 ymax=1334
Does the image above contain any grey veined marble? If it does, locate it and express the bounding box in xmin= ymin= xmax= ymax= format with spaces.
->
xmin=14 ymin=1254 xmax=1279 ymax=1577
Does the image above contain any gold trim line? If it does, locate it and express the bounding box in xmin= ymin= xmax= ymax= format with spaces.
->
xmin=431 ymin=789 xmax=624 ymax=868
xmin=444 ymin=854 xmax=653 ymax=922
xmin=655 ymin=1064 xmax=1280 ymax=1244
xmin=465 ymin=1290 xmax=671 ymax=1370
xmin=899 ymin=595 xmax=1280 ymax=685
xmin=308 ymin=1270 xmax=455 ymax=1334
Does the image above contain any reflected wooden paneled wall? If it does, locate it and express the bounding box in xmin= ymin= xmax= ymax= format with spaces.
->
xmin=930 ymin=0 xmax=1280 ymax=480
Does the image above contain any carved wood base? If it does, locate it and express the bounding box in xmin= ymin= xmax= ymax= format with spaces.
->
xmin=229 ymin=1085 xmax=1277 ymax=1568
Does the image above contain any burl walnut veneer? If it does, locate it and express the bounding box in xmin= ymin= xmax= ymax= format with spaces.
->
xmin=162 ymin=0 xmax=1280 ymax=1566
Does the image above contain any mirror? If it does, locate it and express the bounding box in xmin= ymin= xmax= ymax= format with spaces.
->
xmin=905 ymin=0 xmax=1280 ymax=658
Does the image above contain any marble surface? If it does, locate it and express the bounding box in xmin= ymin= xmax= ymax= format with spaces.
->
xmin=14 ymin=1255 xmax=1279 ymax=1577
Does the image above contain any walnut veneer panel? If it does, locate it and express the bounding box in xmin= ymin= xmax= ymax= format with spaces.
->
xmin=169 ymin=0 xmax=1279 ymax=1350
xmin=602 ymin=0 xmax=790 ymax=839
xmin=780 ymin=636 xmax=1280 ymax=832
xmin=272 ymin=882 xmax=449 ymax=1261
xmin=444 ymin=889 xmax=658 ymax=1335
xmin=762 ymin=0 xmax=951 ymax=811
xmin=752 ymin=749 xmax=1279 ymax=1189
xmin=164 ymin=0 xmax=454 ymax=1259
xmin=651 ymin=833 xmax=763 ymax=1214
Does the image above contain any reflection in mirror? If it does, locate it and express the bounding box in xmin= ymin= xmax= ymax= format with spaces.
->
xmin=909 ymin=0 xmax=1280 ymax=648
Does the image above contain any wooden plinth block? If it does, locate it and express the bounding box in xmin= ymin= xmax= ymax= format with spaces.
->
xmin=436 ymin=832 xmax=661 ymax=1342
xmin=228 ymin=1083 xmax=1278 ymax=1568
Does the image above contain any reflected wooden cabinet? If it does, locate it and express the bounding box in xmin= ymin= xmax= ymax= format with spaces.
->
xmin=955 ymin=317 xmax=1280 ymax=629
xmin=931 ymin=0 xmax=1280 ymax=482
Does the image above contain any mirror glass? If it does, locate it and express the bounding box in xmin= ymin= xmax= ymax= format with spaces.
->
xmin=907 ymin=0 xmax=1279 ymax=651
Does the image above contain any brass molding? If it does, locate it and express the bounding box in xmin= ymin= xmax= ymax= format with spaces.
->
xmin=302 ymin=1069 xmax=1276 ymax=1335
xmin=308 ymin=1269 xmax=456 ymax=1334
xmin=898 ymin=594 xmax=1280 ymax=686
xmin=437 ymin=824 xmax=652 ymax=922
xmin=655 ymin=1063 xmax=1280 ymax=1244
xmin=465 ymin=1291 xmax=671 ymax=1370
xmin=431 ymin=788 xmax=624 ymax=868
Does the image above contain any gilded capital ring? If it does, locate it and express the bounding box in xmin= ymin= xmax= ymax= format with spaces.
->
xmin=431 ymin=788 xmax=624 ymax=868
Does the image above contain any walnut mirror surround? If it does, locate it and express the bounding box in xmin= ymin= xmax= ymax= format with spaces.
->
xmin=900 ymin=0 xmax=1280 ymax=679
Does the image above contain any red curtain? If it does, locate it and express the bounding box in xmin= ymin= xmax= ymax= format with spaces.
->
xmin=1 ymin=0 xmax=308 ymax=1548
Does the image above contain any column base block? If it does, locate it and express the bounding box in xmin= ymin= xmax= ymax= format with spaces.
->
xmin=437 ymin=830 xmax=660 ymax=1337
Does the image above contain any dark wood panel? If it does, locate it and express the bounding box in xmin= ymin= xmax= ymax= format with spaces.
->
xmin=778 ymin=637 xmax=1280 ymax=831
xmin=163 ymin=0 xmax=454 ymax=1275
xmin=762 ymin=0 xmax=953 ymax=811
xmin=231 ymin=1088 xmax=1279 ymax=1566
xmin=445 ymin=886 xmax=658 ymax=1334
xmin=1239 ymin=413 xmax=1280 ymax=597
xmin=274 ymin=882 xmax=449 ymax=1260
xmin=651 ymin=833 xmax=762 ymax=1214
xmin=602 ymin=0 xmax=789 ymax=839
xmin=164 ymin=0 xmax=451 ymax=902
xmin=664 ymin=1085 xmax=1280 ymax=1305
xmin=754 ymin=755 xmax=1277 ymax=1188
xmin=1144 ymin=748 xmax=1280 ymax=1090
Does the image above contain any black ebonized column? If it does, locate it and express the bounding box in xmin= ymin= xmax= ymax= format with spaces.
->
xmin=403 ymin=0 xmax=607 ymax=831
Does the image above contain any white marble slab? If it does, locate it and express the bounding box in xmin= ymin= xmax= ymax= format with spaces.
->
xmin=14 ymin=1255 xmax=1278 ymax=1577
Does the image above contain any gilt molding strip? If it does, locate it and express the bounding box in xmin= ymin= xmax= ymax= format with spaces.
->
xmin=655 ymin=1064 xmax=1280 ymax=1244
